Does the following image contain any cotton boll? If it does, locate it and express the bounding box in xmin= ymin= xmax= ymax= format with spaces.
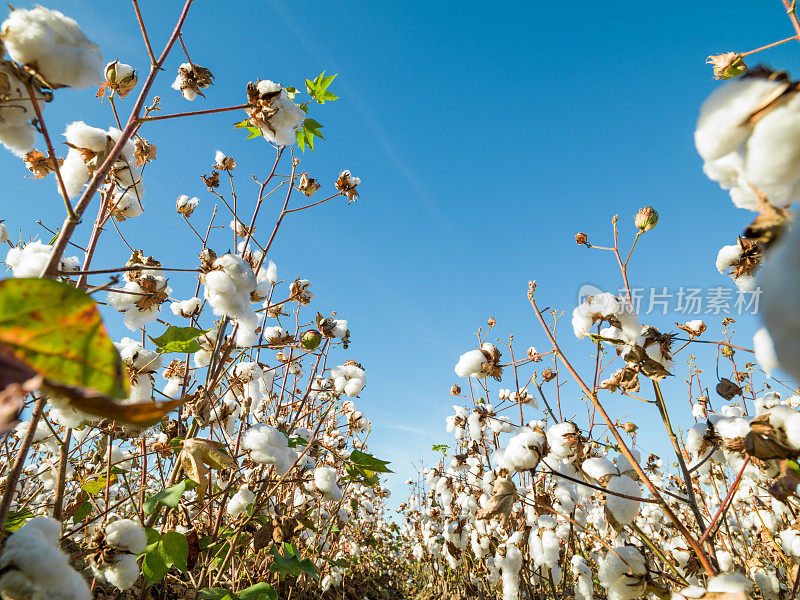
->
xmin=572 ymin=555 xmax=593 ymax=600
xmin=495 ymin=543 xmax=523 ymax=600
xmin=546 ymin=422 xmax=580 ymax=462
xmin=0 ymin=517 xmax=91 ymax=600
xmin=105 ymin=519 xmax=146 ymax=554
xmin=707 ymin=573 xmax=752 ymax=594
xmin=605 ymin=475 xmax=641 ymax=526
xmin=745 ymin=95 xmax=800 ymax=202
xmin=314 ymin=466 xmax=343 ymax=502
xmin=752 ymin=567 xmax=780 ymax=600
xmin=695 ymin=76 xmax=783 ymax=162
xmin=5 ymin=240 xmax=52 ymax=277
xmin=242 ymin=424 xmax=292 ymax=472
xmin=170 ymin=297 xmax=201 ymax=318
xmin=598 ymin=546 xmax=647 ymax=600
xmin=454 ymin=349 xmax=486 ymax=378
xmin=582 ymin=457 xmax=618 ymax=483
xmin=760 ymin=217 xmax=800 ymax=383
xmin=1 ymin=7 xmax=103 ymax=89
xmin=0 ymin=123 xmax=36 ymax=156
xmin=64 ymin=121 xmax=108 ymax=150
xmin=503 ymin=428 xmax=546 ymax=471
xmin=227 ymin=484 xmax=255 ymax=516
xmin=102 ymin=552 xmax=140 ymax=591
xmin=107 ymin=275 xmax=171 ymax=330
xmin=783 ymin=411 xmax=800 ymax=451
xmin=60 ymin=148 xmax=91 ymax=198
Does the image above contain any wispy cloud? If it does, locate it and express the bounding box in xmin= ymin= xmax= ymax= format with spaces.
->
xmin=265 ymin=0 xmax=451 ymax=227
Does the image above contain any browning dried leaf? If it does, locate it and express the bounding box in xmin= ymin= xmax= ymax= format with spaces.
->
xmin=476 ymin=477 xmax=517 ymax=525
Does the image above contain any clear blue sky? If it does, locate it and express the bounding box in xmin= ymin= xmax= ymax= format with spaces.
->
xmin=2 ymin=0 xmax=798 ymax=502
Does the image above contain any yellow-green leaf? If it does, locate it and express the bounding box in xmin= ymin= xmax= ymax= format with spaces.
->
xmin=0 ymin=278 xmax=128 ymax=398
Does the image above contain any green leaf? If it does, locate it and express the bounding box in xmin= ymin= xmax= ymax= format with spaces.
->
xmin=5 ymin=508 xmax=33 ymax=532
xmin=234 ymin=119 xmax=262 ymax=140
xmin=295 ymin=128 xmax=305 ymax=152
xmin=0 ymin=278 xmax=128 ymax=398
xmin=239 ymin=583 xmax=277 ymax=600
xmin=143 ymin=478 xmax=198 ymax=514
xmin=71 ymin=501 xmax=92 ymax=523
xmin=303 ymin=118 xmax=325 ymax=139
xmin=160 ymin=531 xmax=189 ymax=573
xmin=284 ymin=86 xmax=298 ymax=100
xmin=299 ymin=558 xmax=319 ymax=580
xmin=143 ymin=550 xmax=169 ymax=584
xmin=305 ymin=71 xmax=338 ymax=104
xmin=148 ymin=326 xmax=210 ymax=354
xmin=200 ymin=589 xmax=237 ymax=600
xmin=287 ymin=435 xmax=309 ymax=448
xmin=348 ymin=450 xmax=393 ymax=473
xmin=142 ymin=528 xmax=188 ymax=584
xmin=81 ymin=474 xmax=116 ymax=496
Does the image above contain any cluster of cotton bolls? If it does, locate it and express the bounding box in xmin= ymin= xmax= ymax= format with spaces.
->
xmin=202 ymin=253 xmax=260 ymax=346
xmin=88 ymin=519 xmax=147 ymax=591
xmin=0 ymin=6 xmax=102 ymax=155
xmin=4 ymin=239 xmax=80 ymax=277
xmin=0 ymin=517 xmax=91 ymax=600
xmin=0 ymin=5 xmax=406 ymax=598
xmin=60 ymin=121 xmax=145 ymax=208
xmin=396 ymin=279 xmax=800 ymax=600
xmin=401 ymin=347 xmax=800 ymax=600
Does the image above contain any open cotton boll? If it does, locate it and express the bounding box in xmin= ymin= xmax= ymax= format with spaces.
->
xmin=744 ymin=95 xmax=800 ymax=202
xmin=0 ymin=123 xmax=36 ymax=156
xmin=582 ymin=457 xmax=618 ymax=483
xmin=107 ymin=275 xmax=171 ymax=330
xmin=1 ymin=6 xmax=103 ymax=89
xmin=754 ymin=327 xmax=779 ymax=377
xmin=598 ymin=546 xmax=647 ymax=600
xmin=605 ymin=475 xmax=641 ymax=525
xmin=313 ymin=466 xmax=343 ymax=502
xmin=4 ymin=241 xmax=52 ymax=277
xmin=707 ymin=573 xmax=753 ymax=594
xmin=762 ymin=225 xmax=800 ymax=381
xmin=227 ymin=485 xmax=255 ymax=516
xmin=572 ymin=555 xmax=593 ymax=600
xmin=546 ymin=422 xmax=580 ymax=462
xmin=105 ymin=519 xmax=147 ymax=554
xmin=0 ymin=65 xmax=38 ymax=156
xmin=495 ymin=542 xmax=523 ymax=600
xmin=64 ymin=120 xmax=108 ymax=150
xmin=454 ymin=349 xmax=486 ymax=378
xmin=694 ymin=76 xmax=783 ymax=162
xmin=242 ymin=424 xmax=292 ymax=472
xmin=503 ymin=428 xmax=546 ymax=471
xmin=330 ymin=363 xmax=366 ymax=397
xmin=716 ymin=244 xmax=743 ymax=274
xmin=4 ymin=241 xmax=80 ymax=278
xmin=0 ymin=516 xmax=91 ymax=600
xmin=170 ymin=297 xmax=201 ymax=318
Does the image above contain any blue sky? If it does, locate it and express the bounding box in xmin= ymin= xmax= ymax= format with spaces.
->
xmin=2 ymin=0 xmax=798 ymax=503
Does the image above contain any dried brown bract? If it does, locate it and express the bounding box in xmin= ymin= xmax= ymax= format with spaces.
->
xmin=23 ymin=149 xmax=60 ymax=178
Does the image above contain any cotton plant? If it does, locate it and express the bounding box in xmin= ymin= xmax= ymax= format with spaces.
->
xmin=398 ymin=193 xmax=800 ymax=597
xmin=0 ymin=3 xmax=399 ymax=598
